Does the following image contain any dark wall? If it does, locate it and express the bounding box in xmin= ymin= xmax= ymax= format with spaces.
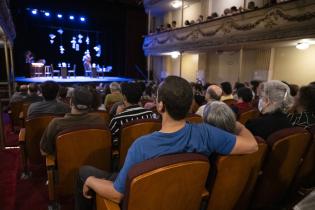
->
xmin=10 ymin=0 xmax=147 ymax=79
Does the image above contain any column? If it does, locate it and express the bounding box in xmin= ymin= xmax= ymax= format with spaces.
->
xmin=9 ymin=45 xmax=16 ymax=91
xmin=239 ymin=47 xmax=244 ymax=82
xmin=267 ymin=48 xmax=275 ymax=81
xmin=4 ymin=39 xmax=12 ymax=98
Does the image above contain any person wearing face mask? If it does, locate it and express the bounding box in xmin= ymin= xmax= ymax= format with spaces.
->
xmin=245 ymin=80 xmax=293 ymax=140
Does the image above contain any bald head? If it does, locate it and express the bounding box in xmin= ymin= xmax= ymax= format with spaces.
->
xmin=206 ymin=85 xmax=222 ymax=101
xmin=20 ymin=85 xmax=28 ymax=93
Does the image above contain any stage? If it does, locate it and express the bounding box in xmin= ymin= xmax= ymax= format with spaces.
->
xmin=15 ymin=76 xmax=133 ymax=84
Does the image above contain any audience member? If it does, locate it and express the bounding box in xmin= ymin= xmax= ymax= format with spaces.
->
xmin=104 ymin=82 xmax=124 ymax=110
xmin=27 ymin=81 xmax=70 ymax=117
xmin=25 ymin=84 xmax=43 ymax=103
xmin=246 ymin=80 xmax=293 ymax=139
xmin=196 ymin=85 xmax=222 ymax=117
xmin=203 ymin=101 xmax=236 ymax=133
xmin=40 ymin=86 xmax=104 ymax=155
xmin=288 ymin=85 xmax=315 ymax=128
xmin=57 ymin=86 xmax=69 ymax=105
xmin=220 ymin=82 xmax=234 ymax=101
xmin=231 ymin=87 xmax=253 ymax=116
xmin=109 ymin=83 xmax=154 ymax=146
xmin=10 ymin=84 xmax=28 ymax=103
xmin=75 ymin=76 xmax=257 ymax=210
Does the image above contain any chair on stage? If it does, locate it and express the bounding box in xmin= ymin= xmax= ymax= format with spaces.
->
xmin=68 ymin=64 xmax=76 ymax=78
xmin=51 ymin=64 xmax=61 ymax=78
xmin=44 ymin=66 xmax=52 ymax=77
xmin=96 ymin=153 xmax=210 ymax=210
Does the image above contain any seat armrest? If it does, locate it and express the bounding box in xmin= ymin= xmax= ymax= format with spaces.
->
xmin=96 ymin=194 xmax=120 ymax=210
xmin=201 ymin=188 xmax=209 ymax=200
xmin=19 ymin=111 xmax=24 ymax=120
xmin=19 ymin=128 xmax=26 ymax=142
xmin=46 ymin=155 xmax=56 ymax=167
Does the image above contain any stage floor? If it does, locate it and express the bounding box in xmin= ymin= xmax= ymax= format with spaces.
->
xmin=15 ymin=76 xmax=133 ymax=83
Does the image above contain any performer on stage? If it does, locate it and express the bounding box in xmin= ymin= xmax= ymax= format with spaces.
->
xmin=82 ymin=52 xmax=92 ymax=77
xmin=24 ymin=50 xmax=35 ymax=77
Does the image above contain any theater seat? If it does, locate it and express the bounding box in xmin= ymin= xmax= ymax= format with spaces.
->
xmin=96 ymin=153 xmax=210 ymax=210
xmin=292 ymin=125 xmax=315 ymax=189
xmin=223 ymin=99 xmax=236 ymax=106
xmin=238 ymin=109 xmax=259 ymax=125
xmin=19 ymin=102 xmax=31 ymax=128
xmin=118 ymin=119 xmax=161 ymax=168
xmin=8 ymin=101 xmax=24 ymax=131
xmin=186 ymin=114 xmax=203 ymax=123
xmin=207 ymin=137 xmax=267 ymax=210
xmin=251 ymin=127 xmax=311 ymax=209
xmin=19 ymin=115 xmax=61 ymax=175
xmin=89 ymin=111 xmax=110 ymax=125
xmin=46 ymin=126 xmax=112 ymax=203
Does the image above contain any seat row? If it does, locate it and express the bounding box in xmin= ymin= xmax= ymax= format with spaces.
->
xmin=18 ymin=112 xmax=315 ymax=210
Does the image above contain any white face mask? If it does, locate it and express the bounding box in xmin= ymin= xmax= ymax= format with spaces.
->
xmin=258 ymin=98 xmax=265 ymax=113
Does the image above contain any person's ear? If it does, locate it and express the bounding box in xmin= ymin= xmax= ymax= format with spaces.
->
xmin=157 ymin=101 xmax=165 ymax=113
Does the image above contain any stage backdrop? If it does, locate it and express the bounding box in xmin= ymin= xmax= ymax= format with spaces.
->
xmin=11 ymin=1 xmax=147 ymax=79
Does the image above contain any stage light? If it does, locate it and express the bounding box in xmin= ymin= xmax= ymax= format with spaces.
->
xmin=57 ymin=14 xmax=63 ymax=18
xmin=44 ymin=12 xmax=50 ymax=17
xmin=69 ymin=15 xmax=74 ymax=20
xmin=80 ymin=17 xmax=86 ymax=22
xmin=31 ymin=9 xmax=38 ymax=15
xmin=296 ymin=42 xmax=310 ymax=50
xmin=86 ymin=36 xmax=90 ymax=45
xmin=57 ymin=28 xmax=64 ymax=35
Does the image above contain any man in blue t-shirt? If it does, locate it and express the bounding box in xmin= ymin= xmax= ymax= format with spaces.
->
xmin=75 ymin=76 xmax=258 ymax=210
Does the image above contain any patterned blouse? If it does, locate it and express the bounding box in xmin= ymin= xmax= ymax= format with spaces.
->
xmin=288 ymin=112 xmax=315 ymax=129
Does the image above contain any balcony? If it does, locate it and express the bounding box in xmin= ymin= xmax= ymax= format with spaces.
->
xmin=143 ymin=0 xmax=315 ymax=55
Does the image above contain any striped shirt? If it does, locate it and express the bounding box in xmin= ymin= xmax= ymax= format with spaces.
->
xmin=109 ymin=105 xmax=154 ymax=145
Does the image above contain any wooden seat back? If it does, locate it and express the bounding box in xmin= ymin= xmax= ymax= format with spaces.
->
xmin=251 ymin=127 xmax=311 ymax=209
xmin=186 ymin=114 xmax=203 ymax=124
xmin=223 ymin=99 xmax=236 ymax=106
xmin=55 ymin=127 xmax=112 ymax=196
xmin=123 ymin=153 xmax=210 ymax=210
xmin=25 ymin=115 xmax=60 ymax=164
xmin=233 ymin=137 xmax=268 ymax=210
xmin=89 ymin=111 xmax=110 ymax=125
xmin=238 ymin=109 xmax=259 ymax=124
xmin=119 ymin=119 xmax=161 ymax=168
xmin=292 ymin=125 xmax=315 ymax=188
xmin=207 ymin=137 xmax=268 ymax=210
xmin=9 ymin=101 xmax=24 ymax=128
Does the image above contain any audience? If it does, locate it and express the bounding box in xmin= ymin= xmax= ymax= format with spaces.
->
xmin=108 ymin=83 xmax=154 ymax=146
xmin=246 ymin=80 xmax=293 ymax=140
xmin=10 ymin=84 xmax=28 ymax=103
xmin=27 ymin=81 xmax=70 ymax=117
xmin=231 ymin=87 xmax=254 ymax=116
xmin=203 ymin=101 xmax=236 ymax=133
xmin=40 ymin=86 xmax=104 ymax=155
xmin=104 ymin=82 xmax=124 ymax=110
xmin=220 ymin=82 xmax=234 ymax=101
xmin=25 ymin=84 xmax=43 ymax=103
xmin=288 ymin=85 xmax=315 ymax=128
xmin=75 ymin=76 xmax=257 ymax=210
xmin=57 ymin=86 xmax=69 ymax=105
xmin=196 ymin=85 xmax=222 ymax=117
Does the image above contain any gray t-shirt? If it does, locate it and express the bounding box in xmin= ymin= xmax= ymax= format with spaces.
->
xmin=27 ymin=100 xmax=70 ymax=118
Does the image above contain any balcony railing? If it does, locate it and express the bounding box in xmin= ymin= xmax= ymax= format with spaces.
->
xmin=143 ymin=0 xmax=315 ymax=55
